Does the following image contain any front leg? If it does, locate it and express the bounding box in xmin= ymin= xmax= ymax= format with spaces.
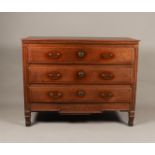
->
xmin=128 ymin=111 xmax=135 ymax=126
xmin=25 ymin=111 xmax=31 ymax=127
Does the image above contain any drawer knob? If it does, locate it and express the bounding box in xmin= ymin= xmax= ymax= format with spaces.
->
xmin=77 ymin=50 xmax=86 ymax=58
xmin=101 ymin=52 xmax=114 ymax=59
xmin=48 ymin=72 xmax=61 ymax=80
xmin=76 ymin=90 xmax=86 ymax=97
xmin=49 ymin=91 xmax=63 ymax=99
xmin=100 ymin=71 xmax=114 ymax=80
xmin=100 ymin=91 xmax=113 ymax=99
xmin=77 ymin=70 xmax=86 ymax=78
xmin=48 ymin=52 xmax=61 ymax=58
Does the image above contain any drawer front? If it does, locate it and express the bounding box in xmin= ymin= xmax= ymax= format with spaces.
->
xmin=28 ymin=45 xmax=134 ymax=64
xmin=29 ymin=65 xmax=133 ymax=84
xmin=29 ymin=85 xmax=132 ymax=103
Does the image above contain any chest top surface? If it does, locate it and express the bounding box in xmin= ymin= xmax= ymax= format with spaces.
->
xmin=22 ymin=37 xmax=139 ymax=45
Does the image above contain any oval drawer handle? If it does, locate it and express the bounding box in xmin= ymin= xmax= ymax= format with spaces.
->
xmin=48 ymin=91 xmax=63 ymax=99
xmin=100 ymin=71 xmax=114 ymax=80
xmin=48 ymin=71 xmax=61 ymax=80
xmin=101 ymin=52 xmax=114 ymax=59
xmin=48 ymin=52 xmax=61 ymax=58
xmin=76 ymin=90 xmax=86 ymax=97
xmin=100 ymin=91 xmax=113 ymax=99
xmin=77 ymin=50 xmax=86 ymax=58
xmin=77 ymin=70 xmax=86 ymax=78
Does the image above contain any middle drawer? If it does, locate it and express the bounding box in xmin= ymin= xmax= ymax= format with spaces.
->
xmin=29 ymin=65 xmax=133 ymax=84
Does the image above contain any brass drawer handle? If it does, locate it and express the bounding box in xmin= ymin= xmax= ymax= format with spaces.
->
xmin=48 ymin=52 xmax=61 ymax=58
xmin=100 ymin=91 xmax=113 ymax=99
xmin=48 ymin=91 xmax=63 ymax=99
xmin=77 ymin=70 xmax=86 ymax=78
xmin=100 ymin=71 xmax=114 ymax=80
xmin=101 ymin=52 xmax=114 ymax=59
xmin=77 ymin=50 xmax=86 ymax=58
xmin=76 ymin=90 xmax=86 ymax=97
xmin=48 ymin=71 xmax=61 ymax=80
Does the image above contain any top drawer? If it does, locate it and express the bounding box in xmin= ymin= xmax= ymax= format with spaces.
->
xmin=27 ymin=45 xmax=134 ymax=64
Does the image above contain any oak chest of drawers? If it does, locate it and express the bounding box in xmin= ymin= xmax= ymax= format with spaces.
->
xmin=22 ymin=37 xmax=139 ymax=126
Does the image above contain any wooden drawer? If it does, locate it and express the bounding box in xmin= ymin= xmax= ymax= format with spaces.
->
xmin=29 ymin=85 xmax=132 ymax=103
xmin=28 ymin=45 xmax=134 ymax=64
xmin=29 ymin=65 xmax=133 ymax=84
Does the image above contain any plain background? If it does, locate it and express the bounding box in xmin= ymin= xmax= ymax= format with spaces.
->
xmin=0 ymin=12 xmax=155 ymax=142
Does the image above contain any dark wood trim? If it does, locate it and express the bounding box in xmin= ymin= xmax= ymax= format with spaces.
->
xmin=31 ymin=103 xmax=130 ymax=112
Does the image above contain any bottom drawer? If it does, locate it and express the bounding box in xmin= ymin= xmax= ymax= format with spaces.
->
xmin=29 ymin=85 xmax=132 ymax=103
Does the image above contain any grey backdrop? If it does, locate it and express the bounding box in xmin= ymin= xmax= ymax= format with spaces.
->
xmin=0 ymin=13 xmax=155 ymax=142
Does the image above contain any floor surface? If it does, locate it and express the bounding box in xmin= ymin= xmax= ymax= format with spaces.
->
xmin=0 ymin=99 xmax=155 ymax=142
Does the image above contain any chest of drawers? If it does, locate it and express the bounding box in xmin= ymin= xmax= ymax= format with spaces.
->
xmin=22 ymin=37 xmax=139 ymax=126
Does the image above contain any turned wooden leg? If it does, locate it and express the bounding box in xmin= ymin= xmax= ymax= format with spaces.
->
xmin=25 ymin=111 xmax=31 ymax=127
xmin=128 ymin=111 xmax=135 ymax=126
